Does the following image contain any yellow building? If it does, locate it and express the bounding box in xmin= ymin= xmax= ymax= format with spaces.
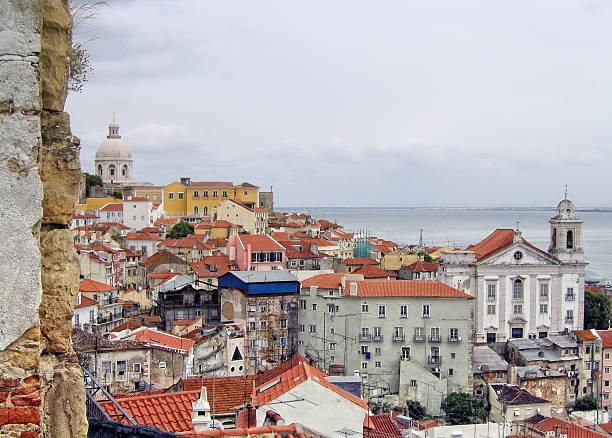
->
xmin=380 ymin=253 xmax=419 ymax=271
xmin=133 ymin=186 xmax=163 ymax=203
xmin=74 ymin=196 xmax=120 ymax=212
xmin=162 ymin=179 xmax=259 ymax=218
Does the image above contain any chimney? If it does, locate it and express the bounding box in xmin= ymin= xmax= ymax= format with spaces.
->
xmin=349 ymin=282 xmax=358 ymax=296
xmin=191 ymin=386 xmax=213 ymax=432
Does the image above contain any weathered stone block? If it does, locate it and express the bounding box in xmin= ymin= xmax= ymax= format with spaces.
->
xmin=39 ymin=229 xmax=79 ymax=353
xmin=40 ymin=0 xmax=70 ymax=111
xmin=0 ymin=60 xmax=40 ymax=111
xmin=39 ymin=110 xmax=81 ymax=225
xmin=0 ymin=1 xmax=42 ymax=58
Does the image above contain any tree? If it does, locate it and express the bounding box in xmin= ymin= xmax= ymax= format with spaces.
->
xmin=417 ymin=250 xmax=436 ymax=263
xmin=111 ymin=191 xmax=123 ymax=200
xmin=67 ymin=41 xmax=93 ymax=93
xmin=574 ymin=395 xmax=598 ymax=411
xmin=441 ymin=392 xmax=486 ymax=425
xmin=85 ymin=172 xmax=103 ymax=196
xmin=406 ymin=400 xmax=428 ymax=420
xmin=584 ymin=290 xmax=612 ymax=330
xmin=167 ymin=221 xmax=194 ymax=239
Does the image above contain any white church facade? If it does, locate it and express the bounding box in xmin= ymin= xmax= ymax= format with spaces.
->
xmin=439 ymin=193 xmax=587 ymax=344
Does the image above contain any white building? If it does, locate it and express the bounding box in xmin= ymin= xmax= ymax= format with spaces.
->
xmin=94 ymin=119 xmax=133 ymax=185
xmin=440 ymin=193 xmax=587 ymax=343
xmin=123 ymin=196 xmax=153 ymax=231
xmin=72 ymin=291 xmax=98 ymax=330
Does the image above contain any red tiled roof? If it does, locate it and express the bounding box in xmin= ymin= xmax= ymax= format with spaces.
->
xmin=404 ymin=260 xmax=439 ymax=272
xmin=141 ymin=250 xmax=177 ymax=266
xmin=110 ymin=318 xmax=143 ymax=332
xmin=184 ymin=423 xmax=314 ymax=437
xmin=345 ymin=257 xmax=378 ymax=266
xmin=99 ymin=390 xmax=199 ymax=432
xmin=147 ymin=272 xmax=178 ymax=279
xmin=238 ymin=234 xmax=284 ymax=251
xmin=599 ymin=422 xmax=612 ymax=434
xmin=129 ymin=329 xmax=194 ymax=354
xmin=182 ymin=375 xmax=256 ymax=414
xmin=575 ymin=329 xmax=598 ymax=342
xmin=343 ymin=280 xmax=474 ymax=299
xmin=126 ymin=196 xmax=150 ymax=202
xmin=155 ymin=218 xmax=179 ymax=225
xmin=96 ymin=221 xmax=130 ymax=229
xmin=137 ymin=227 xmax=164 ymax=234
xmin=271 ymin=232 xmax=291 ymax=241
xmin=190 ymin=181 xmax=234 ymax=188
xmin=466 ymin=228 xmax=554 ymax=261
xmin=253 ymin=354 xmax=368 ymax=410
xmin=145 ymin=315 xmax=162 ymax=323
xmin=74 ymin=294 xmax=98 ymax=309
xmin=79 ymin=279 xmax=115 ymax=292
xmin=72 ymin=212 xmax=97 ymax=219
xmin=237 ymin=181 xmax=258 ymax=188
xmin=125 ymin=232 xmax=163 ymax=241
xmin=364 ymin=414 xmax=402 ymax=438
xmin=352 ymin=265 xmax=398 ymax=278
xmin=172 ymin=318 xmax=195 ymax=327
xmin=99 ymin=203 xmax=123 ymax=212
xmin=212 ymin=220 xmax=236 ymax=228
xmin=598 ymin=330 xmax=612 ymax=349
xmin=302 ymin=273 xmax=344 ymax=289
xmin=531 ymin=417 xmax=610 ymax=438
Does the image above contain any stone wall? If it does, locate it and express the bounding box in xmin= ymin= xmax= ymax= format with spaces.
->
xmin=0 ymin=0 xmax=88 ymax=436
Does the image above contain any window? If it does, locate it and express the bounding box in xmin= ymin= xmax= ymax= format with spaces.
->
xmin=330 ymin=327 xmax=335 ymax=334
xmin=566 ymin=287 xmax=575 ymax=301
xmin=203 ymin=190 xmax=208 ymax=198
xmin=511 ymin=327 xmax=524 ymax=339
xmin=361 ymin=303 xmax=369 ymax=313
xmin=361 ymin=345 xmax=369 ymax=354
xmin=213 ymin=190 xmax=218 ymax=198
xmin=193 ymin=206 xmax=199 ymax=215
xmin=330 ymin=342 xmax=336 ymax=351
xmin=415 ymin=327 xmax=425 ymax=341
xmin=222 ymin=190 xmax=228 ymax=198
xmin=193 ymin=191 xmax=199 ymax=198
xmin=394 ymin=327 xmax=404 ymax=340
xmin=280 ymin=319 xmax=287 ymax=328
xmin=309 ymin=324 xmax=316 ymax=333
xmin=361 ymin=327 xmax=370 ymax=336
xmin=178 ymin=192 xmax=184 ymax=200
xmin=132 ymin=215 xmax=136 ymax=221
xmin=539 ymin=303 xmax=548 ymax=314
xmin=109 ymin=165 xmax=115 ymax=177
xmin=248 ymin=321 xmax=256 ymax=330
xmin=422 ymin=304 xmax=430 ymax=318
xmin=375 ymin=347 xmax=382 ymax=356
xmin=513 ymin=279 xmax=524 ymax=300
xmin=605 ymin=392 xmax=610 ymax=401
xmin=328 ymin=304 xmax=338 ymax=314
xmin=74 ymin=313 xmax=80 ymax=325
xmin=400 ymin=305 xmax=408 ymax=318
xmin=133 ymin=363 xmax=141 ymax=373
xmin=378 ymin=305 xmax=386 ymax=318
xmin=449 ymin=368 xmax=454 ymax=376
xmin=606 ymin=381 xmax=610 ymax=387
xmin=566 ymin=310 xmax=574 ymax=323
xmin=101 ymin=361 xmax=111 ymax=374
xmin=401 ymin=347 xmax=411 ymax=360
xmin=451 ymin=352 xmax=456 ymax=358
xmin=361 ymin=362 xmax=368 ymax=370
xmin=158 ymin=361 xmax=167 ymax=369
xmin=260 ymin=320 xmax=267 ymax=329
xmin=430 ymin=327 xmax=440 ymax=341
xmin=487 ymin=304 xmax=496 ymax=315
xmin=168 ymin=192 xmax=174 ymax=200
xmin=299 ymin=299 xmax=306 ymax=310
xmin=449 ymin=328 xmax=459 ymax=341
xmin=487 ymin=333 xmax=496 ymax=343
xmin=260 ymin=305 xmax=267 ymax=312
xmin=312 ymin=303 xmax=317 ymax=311
xmin=567 ymin=230 xmax=574 ymax=249
xmin=513 ymin=304 xmax=523 ymax=315
xmin=605 ymin=367 xmax=610 ymax=373
xmin=410 ymin=379 xmax=417 ymax=387
xmin=299 ymin=324 xmax=305 ymax=332
xmin=375 ymin=361 xmax=381 ymax=368
xmin=606 ymin=353 xmax=610 ymax=360
xmin=487 ymin=283 xmax=496 ymax=301
xmin=89 ymin=309 xmax=94 ymax=324
xmin=540 ymin=283 xmax=549 ymax=299
xmin=330 ymin=355 xmax=335 ymax=362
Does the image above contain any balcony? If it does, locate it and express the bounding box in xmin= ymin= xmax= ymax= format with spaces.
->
xmin=393 ymin=334 xmax=405 ymax=342
xmin=400 ymin=355 xmax=411 ymax=361
xmin=428 ymin=355 xmax=442 ymax=364
xmin=413 ymin=334 xmax=426 ymax=343
xmin=566 ymin=317 xmax=575 ymax=324
xmin=448 ymin=336 xmax=460 ymax=343
xmin=428 ymin=335 xmax=441 ymax=343
xmin=372 ymin=335 xmax=384 ymax=342
xmin=566 ymin=294 xmax=575 ymax=301
xmin=359 ymin=334 xmax=372 ymax=342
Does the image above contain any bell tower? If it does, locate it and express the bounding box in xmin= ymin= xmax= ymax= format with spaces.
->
xmin=549 ymin=187 xmax=584 ymax=263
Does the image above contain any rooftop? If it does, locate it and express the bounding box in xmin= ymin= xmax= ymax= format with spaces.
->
xmin=302 ymin=273 xmax=345 ymax=289
xmin=490 ymin=384 xmax=551 ymax=406
xmin=237 ymin=234 xmax=284 ymax=251
xmin=343 ymin=280 xmax=474 ymax=299
xmin=473 ymin=345 xmax=509 ymax=373
xmin=79 ymin=279 xmax=115 ymax=293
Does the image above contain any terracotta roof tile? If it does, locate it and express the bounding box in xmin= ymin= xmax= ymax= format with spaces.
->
xmin=532 ymin=417 xmax=610 ymax=438
xmin=125 ymin=232 xmax=163 ymax=241
xmin=404 ymin=260 xmax=439 ymax=272
xmin=351 ymin=265 xmax=397 ymax=278
xmin=190 ymin=181 xmax=234 ymax=188
xmin=598 ymin=330 xmax=612 ymax=348
xmin=301 ymin=273 xmax=344 ymax=289
xmin=345 ymin=257 xmax=378 ymax=266
xmin=238 ymin=235 xmax=284 ymax=251
xmin=79 ymin=279 xmax=115 ymax=292
xmin=129 ymin=329 xmax=194 ymax=354
xmin=74 ymin=294 xmax=98 ymax=309
xmin=155 ymin=218 xmax=179 ymax=225
xmin=364 ymin=414 xmax=402 ymax=438
xmin=574 ymin=329 xmax=598 ymax=342
xmin=181 ymin=375 xmax=256 ymax=414
xmin=99 ymin=203 xmax=123 ymax=212
xmin=343 ymin=280 xmax=474 ymax=299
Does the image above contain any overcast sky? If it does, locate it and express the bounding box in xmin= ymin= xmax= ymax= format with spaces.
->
xmin=66 ymin=0 xmax=612 ymax=207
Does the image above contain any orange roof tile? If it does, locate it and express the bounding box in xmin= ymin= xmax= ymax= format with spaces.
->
xmin=129 ymin=329 xmax=194 ymax=354
xmin=345 ymin=257 xmax=378 ymax=266
xmin=182 ymin=375 xmax=256 ymax=414
xmin=302 ymin=273 xmax=344 ymax=289
xmin=190 ymin=181 xmax=234 ymax=188
xmin=352 ymin=265 xmax=398 ymax=278
xmin=213 ymin=220 xmax=237 ymax=228
xmin=404 ymin=260 xmax=439 ymax=272
xmin=75 ymin=294 xmax=98 ymax=309
xmin=532 ymin=417 xmax=609 ymax=438
xmin=79 ymin=279 xmax=115 ymax=292
xmin=110 ymin=318 xmax=143 ymax=332
xmin=126 ymin=196 xmax=150 ymax=202
xmin=575 ymin=329 xmax=598 ymax=342
xmin=364 ymin=414 xmax=402 ymax=438
xmin=598 ymin=330 xmax=612 ymax=349
xmin=344 ymin=280 xmax=474 ymax=299
xmin=466 ymin=228 xmax=554 ymax=262
xmin=155 ymin=218 xmax=179 ymax=225
xmin=238 ymin=234 xmax=284 ymax=251
xmin=125 ymin=232 xmax=163 ymax=241
xmin=99 ymin=203 xmax=123 ymax=212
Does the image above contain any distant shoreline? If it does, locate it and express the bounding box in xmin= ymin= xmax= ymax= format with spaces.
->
xmin=277 ymin=206 xmax=612 ymax=212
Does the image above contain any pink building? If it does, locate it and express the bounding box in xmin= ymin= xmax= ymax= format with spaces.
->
xmin=599 ymin=330 xmax=612 ymax=408
xmin=228 ymin=234 xmax=285 ymax=271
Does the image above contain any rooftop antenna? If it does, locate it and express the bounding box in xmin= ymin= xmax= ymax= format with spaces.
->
xmin=419 ymin=229 xmax=423 ymax=247
xmin=564 ymin=184 xmax=568 ymax=200
xmin=516 ymin=221 xmax=520 ymax=231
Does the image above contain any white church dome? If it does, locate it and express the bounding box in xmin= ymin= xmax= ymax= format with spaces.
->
xmin=95 ymin=121 xmax=132 ymax=160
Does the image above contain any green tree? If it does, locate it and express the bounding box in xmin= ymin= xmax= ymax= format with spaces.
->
xmin=85 ymin=172 xmax=103 ymax=196
xmin=573 ymin=395 xmax=598 ymax=411
xmin=111 ymin=191 xmax=123 ymax=200
xmin=418 ymin=250 xmax=436 ymax=263
xmin=167 ymin=221 xmax=194 ymax=239
xmin=441 ymin=392 xmax=485 ymax=425
xmin=406 ymin=400 xmax=428 ymax=420
xmin=584 ymin=290 xmax=612 ymax=329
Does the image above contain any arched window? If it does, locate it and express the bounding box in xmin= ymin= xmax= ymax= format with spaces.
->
xmin=551 ymin=228 xmax=556 ymax=248
xmin=122 ymin=165 xmax=128 ymax=177
xmin=203 ymin=206 xmax=208 ymax=216
xmin=194 ymin=205 xmax=199 ymax=215
xmin=513 ymin=279 xmax=524 ymax=300
xmin=98 ymin=165 xmax=103 ymax=177
xmin=109 ymin=165 xmax=115 ymax=177
xmin=567 ymin=230 xmax=574 ymax=249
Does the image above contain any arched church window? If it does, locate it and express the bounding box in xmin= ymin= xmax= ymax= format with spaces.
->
xmin=567 ymin=230 xmax=574 ymax=249
xmin=513 ymin=279 xmax=524 ymax=300
xmin=98 ymin=165 xmax=103 ymax=177
xmin=551 ymin=228 xmax=556 ymax=248
xmin=194 ymin=205 xmax=199 ymax=215
xmin=109 ymin=165 xmax=115 ymax=177
xmin=203 ymin=206 xmax=208 ymax=216
xmin=122 ymin=165 xmax=128 ymax=177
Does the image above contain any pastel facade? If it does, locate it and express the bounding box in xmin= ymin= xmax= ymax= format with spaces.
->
xmin=123 ymin=196 xmax=153 ymax=231
xmin=215 ymin=199 xmax=268 ymax=235
xmin=228 ymin=234 xmax=285 ymax=271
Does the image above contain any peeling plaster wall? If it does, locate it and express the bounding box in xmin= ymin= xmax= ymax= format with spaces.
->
xmin=0 ymin=0 xmax=88 ymax=436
